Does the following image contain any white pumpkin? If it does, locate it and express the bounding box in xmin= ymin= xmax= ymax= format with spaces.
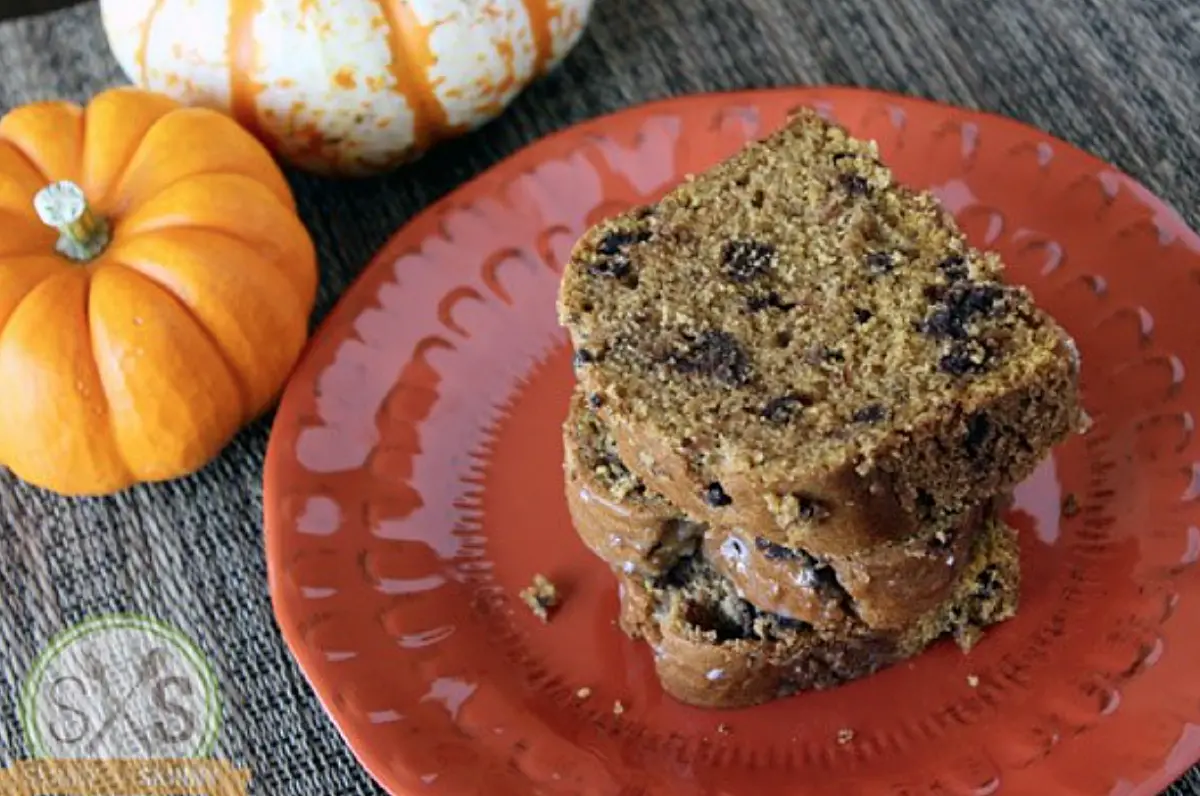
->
xmin=100 ymin=0 xmax=595 ymax=177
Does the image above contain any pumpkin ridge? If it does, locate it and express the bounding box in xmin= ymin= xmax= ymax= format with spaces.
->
xmin=0 ymin=268 xmax=135 ymax=490
xmin=0 ymin=103 xmax=85 ymax=186
xmin=115 ymin=219 xmax=313 ymax=315
xmin=114 ymin=172 xmax=292 ymax=234
xmin=0 ymin=255 xmax=67 ymax=342
xmin=83 ymin=90 xmax=180 ymax=217
xmin=0 ymin=129 xmax=50 ymax=186
xmin=79 ymin=266 xmax=123 ymax=470
xmin=0 ymin=210 xmax=58 ymax=258
xmin=101 ymin=258 xmax=252 ymax=423
xmin=110 ymin=109 xmax=295 ymax=217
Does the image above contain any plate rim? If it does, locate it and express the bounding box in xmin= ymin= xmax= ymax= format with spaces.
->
xmin=263 ymin=84 xmax=1200 ymax=796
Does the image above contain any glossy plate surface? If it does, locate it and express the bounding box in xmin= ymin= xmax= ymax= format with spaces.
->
xmin=263 ymin=88 xmax=1200 ymax=796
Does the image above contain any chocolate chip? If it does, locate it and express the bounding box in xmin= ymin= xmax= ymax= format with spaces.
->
xmin=746 ymin=291 xmax=798 ymax=312
xmin=915 ymin=489 xmax=936 ymax=519
xmin=754 ymin=536 xmax=800 ymax=561
xmin=838 ymin=173 xmax=870 ymax=196
xmin=596 ymin=229 xmax=651 ymax=255
xmin=853 ymin=308 xmax=873 ymax=324
xmin=761 ymin=393 xmax=811 ymax=423
xmin=704 ymin=482 xmax=732 ymax=507
xmin=686 ymin=599 xmax=755 ymax=641
xmin=928 ymin=529 xmax=955 ymax=551
xmin=722 ymin=240 xmax=777 ymax=282
xmin=771 ymin=616 xmax=812 ymax=633
xmin=598 ymin=450 xmax=627 ymax=476
xmin=864 ymin=251 xmax=895 ymax=276
xmin=809 ymin=564 xmax=842 ymax=593
xmin=668 ymin=330 xmax=752 ymax=387
xmin=975 ymin=565 xmax=1001 ymax=599
xmin=921 ymin=307 xmax=958 ymax=339
xmin=938 ymin=254 xmax=969 ymax=280
xmin=939 ymin=340 xmax=995 ymax=376
xmin=964 ymin=413 xmax=991 ymax=457
xmin=589 ymin=228 xmax=651 ymax=280
xmin=587 ymin=254 xmax=631 ymax=279
xmin=802 ymin=345 xmax=847 ymax=367
xmin=573 ymin=348 xmax=595 ymax=367
xmin=796 ymin=495 xmax=831 ymax=521
xmin=921 ymin=283 xmax=1006 ymax=340
xmin=587 ymin=393 xmax=604 ymax=409
xmin=853 ymin=404 xmax=886 ymax=423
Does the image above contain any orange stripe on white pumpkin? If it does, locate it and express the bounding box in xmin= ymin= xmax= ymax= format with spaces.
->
xmin=98 ymin=0 xmax=164 ymax=83
xmin=523 ymin=0 xmax=554 ymax=75
xmin=544 ymin=0 xmax=591 ymax=70
xmin=250 ymin=0 xmax=416 ymax=175
xmin=229 ymin=0 xmax=269 ymax=145
xmin=420 ymin=0 xmax=539 ymax=128
xmin=111 ymin=0 xmax=236 ymax=113
xmin=376 ymin=0 xmax=447 ymax=153
xmin=135 ymin=0 xmax=169 ymax=86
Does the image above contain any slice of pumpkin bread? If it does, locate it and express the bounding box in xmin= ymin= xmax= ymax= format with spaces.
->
xmin=565 ymin=389 xmax=1002 ymax=631
xmin=616 ymin=513 xmax=1019 ymax=709
xmin=558 ymin=108 xmax=1084 ymax=555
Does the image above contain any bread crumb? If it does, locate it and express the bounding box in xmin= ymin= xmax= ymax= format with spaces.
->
xmin=967 ymin=674 xmax=979 ymax=688
xmin=612 ymin=700 xmax=625 ymax=716
xmin=1062 ymin=493 xmax=1080 ymax=517
xmin=717 ymin=723 xmax=731 ymax=735
xmin=837 ymin=728 xmax=855 ymax=745
xmin=575 ymin=687 xmax=591 ymax=700
xmin=520 ymin=574 xmax=559 ymax=622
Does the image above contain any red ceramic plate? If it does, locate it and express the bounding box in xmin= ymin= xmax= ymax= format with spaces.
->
xmin=263 ymin=88 xmax=1200 ymax=796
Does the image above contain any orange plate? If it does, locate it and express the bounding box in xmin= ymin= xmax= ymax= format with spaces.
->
xmin=263 ymin=88 xmax=1200 ymax=795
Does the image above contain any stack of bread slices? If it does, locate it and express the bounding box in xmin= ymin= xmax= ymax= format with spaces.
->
xmin=556 ymin=109 xmax=1085 ymax=708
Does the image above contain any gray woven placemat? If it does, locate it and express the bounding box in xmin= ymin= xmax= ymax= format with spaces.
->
xmin=0 ymin=2 xmax=1196 ymax=793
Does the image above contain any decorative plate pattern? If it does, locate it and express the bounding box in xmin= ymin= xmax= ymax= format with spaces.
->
xmin=263 ymin=88 xmax=1200 ymax=796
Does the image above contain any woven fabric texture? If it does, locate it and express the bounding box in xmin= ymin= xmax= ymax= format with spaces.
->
xmin=0 ymin=2 xmax=1196 ymax=793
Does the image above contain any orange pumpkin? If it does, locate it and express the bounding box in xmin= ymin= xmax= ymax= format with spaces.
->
xmin=0 ymin=87 xmax=317 ymax=496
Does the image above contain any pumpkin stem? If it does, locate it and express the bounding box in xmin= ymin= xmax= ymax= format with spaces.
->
xmin=34 ymin=181 xmax=111 ymax=263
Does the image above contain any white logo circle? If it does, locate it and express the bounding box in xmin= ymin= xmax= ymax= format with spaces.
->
xmin=20 ymin=615 xmax=221 ymax=760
